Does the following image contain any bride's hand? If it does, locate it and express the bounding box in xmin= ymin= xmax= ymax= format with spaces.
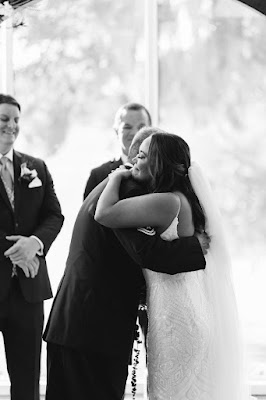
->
xmin=108 ymin=166 xmax=132 ymax=180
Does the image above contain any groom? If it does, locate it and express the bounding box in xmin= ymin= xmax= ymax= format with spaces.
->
xmin=43 ymin=128 xmax=209 ymax=400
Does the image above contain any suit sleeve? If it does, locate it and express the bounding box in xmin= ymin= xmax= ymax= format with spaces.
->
xmin=113 ymin=228 xmax=206 ymax=275
xmin=83 ymin=170 xmax=99 ymax=200
xmin=83 ymin=160 xmax=122 ymax=200
xmin=84 ymin=178 xmax=109 ymax=214
xmin=32 ymin=162 xmax=64 ymax=255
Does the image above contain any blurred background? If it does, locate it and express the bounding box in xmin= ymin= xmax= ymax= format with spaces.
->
xmin=0 ymin=0 xmax=266 ymax=397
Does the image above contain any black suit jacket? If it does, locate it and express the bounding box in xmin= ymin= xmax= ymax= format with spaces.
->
xmin=43 ymin=181 xmax=206 ymax=365
xmin=0 ymin=151 xmax=64 ymax=303
xmin=83 ymin=158 xmax=122 ymax=200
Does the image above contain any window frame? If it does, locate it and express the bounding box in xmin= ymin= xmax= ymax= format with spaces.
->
xmin=0 ymin=18 xmax=14 ymax=94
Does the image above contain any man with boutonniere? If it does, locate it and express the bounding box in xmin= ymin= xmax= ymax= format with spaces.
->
xmin=0 ymin=94 xmax=64 ymax=400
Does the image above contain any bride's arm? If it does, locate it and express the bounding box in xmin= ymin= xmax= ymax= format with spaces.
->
xmin=95 ymin=169 xmax=180 ymax=231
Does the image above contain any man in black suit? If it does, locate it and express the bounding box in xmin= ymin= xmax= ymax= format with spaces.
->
xmin=43 ymin=128 xmax=209 ymax=400
xmin=83 ymin=102 xmax=152 ymax=355
xmin=83 ymin=102 xmax=152 ymax=199
xmin=0 ymin=94 xmax=64 ymax=400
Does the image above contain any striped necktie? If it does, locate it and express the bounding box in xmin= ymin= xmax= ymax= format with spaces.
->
xmin=0 ymin=156 xmax=14 ymax=208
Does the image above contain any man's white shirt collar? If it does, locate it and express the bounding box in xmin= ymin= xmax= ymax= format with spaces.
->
xmin=0 ymin=148 xmax=13 ymax=162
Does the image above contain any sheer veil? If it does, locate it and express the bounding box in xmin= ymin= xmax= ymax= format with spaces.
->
xmin=188 ymin=161 xmax=250 ymax=400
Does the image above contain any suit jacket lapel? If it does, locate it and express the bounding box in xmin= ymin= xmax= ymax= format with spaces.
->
xmin=13 ymin=151 xmax=23 ymax=213
xmin=0 ymin=177 xmax=13 ymax=211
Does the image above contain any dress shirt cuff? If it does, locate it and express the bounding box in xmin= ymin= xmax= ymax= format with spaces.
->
xmin=30 ymin=235 xmax=44 ymax=256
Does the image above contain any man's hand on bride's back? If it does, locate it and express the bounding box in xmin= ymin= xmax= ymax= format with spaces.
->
xmin=195 ymin=231 xmax=211 ymax=255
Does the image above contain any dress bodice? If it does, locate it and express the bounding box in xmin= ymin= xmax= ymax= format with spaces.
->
xmin=143 ymin=215 xmax=180 ymax=286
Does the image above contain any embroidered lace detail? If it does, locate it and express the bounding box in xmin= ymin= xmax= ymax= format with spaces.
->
xmin=143 ymin=216 xmax=214 ymax=400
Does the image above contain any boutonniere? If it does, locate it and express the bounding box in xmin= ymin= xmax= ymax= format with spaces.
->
xmin=19 ymin=162 xmax=42 ymax=188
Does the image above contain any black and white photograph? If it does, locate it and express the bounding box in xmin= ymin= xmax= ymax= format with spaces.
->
xmin=0 ymin=0 xmax=266 ymax=399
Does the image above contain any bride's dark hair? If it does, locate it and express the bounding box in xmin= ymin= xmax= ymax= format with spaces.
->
xmin=148 ymin=132 xmax=205 ymax=232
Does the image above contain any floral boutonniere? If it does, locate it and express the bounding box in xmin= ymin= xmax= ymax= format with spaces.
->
xmin=19 ymin=162 xmax=42 ymax=188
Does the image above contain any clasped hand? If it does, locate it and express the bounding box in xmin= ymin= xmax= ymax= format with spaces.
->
xmin=195 ymin=231 xmax=211 ymax=255
xmin=109 ymin=165 xmax=132 ymax=180
xmin=4 ymin=235 xmax=40 ymax=278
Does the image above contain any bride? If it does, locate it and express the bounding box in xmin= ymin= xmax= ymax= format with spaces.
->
xmin=95 ymin=127 xmax=249 ymax=400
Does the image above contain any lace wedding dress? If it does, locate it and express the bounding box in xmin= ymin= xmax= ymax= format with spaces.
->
xmin=143 ymin=216 xmax=214 ymax=400
xmin=143 ymin=162 xmax=250 ymax=400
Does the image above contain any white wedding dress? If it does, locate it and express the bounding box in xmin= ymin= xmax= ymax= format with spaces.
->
xmin=143 ymin=162 xmax=250 ymax=400
xmin=144 ymin=216 xmax=214 ymax=400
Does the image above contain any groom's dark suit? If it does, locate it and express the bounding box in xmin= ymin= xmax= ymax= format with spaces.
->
xmin=83 ymin=157 xmax=149 ymax=356
xmin=83 ymin=158 xmax=122 ymax=200
xmin=0 ymin=150 xmax=64 ymax=400
xmin=44 ymin=179 xmax=206 ymax=400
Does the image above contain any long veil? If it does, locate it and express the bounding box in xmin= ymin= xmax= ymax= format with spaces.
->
xmin=188 ymin=161 xmax=250 ymax=400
